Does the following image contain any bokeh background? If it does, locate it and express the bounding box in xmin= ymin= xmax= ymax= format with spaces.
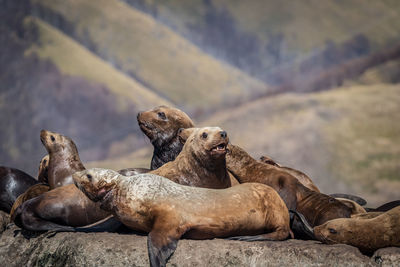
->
xmin=1 ymin=0 xmax=400 ymax=206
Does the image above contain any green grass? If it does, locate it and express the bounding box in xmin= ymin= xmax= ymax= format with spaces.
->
xmin=24 ymin=16 xmax=172 ymax=112
xmin=33 ymin=0 xmax=267 ymax=110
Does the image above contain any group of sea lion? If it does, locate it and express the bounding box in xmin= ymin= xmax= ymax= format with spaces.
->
xmin=1 ymin=105 xmax=399 ymax=266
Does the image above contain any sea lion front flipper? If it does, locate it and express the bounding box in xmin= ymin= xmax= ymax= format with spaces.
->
xmin=329 ymin=193 xmax=367 ymax=206
xmin=74 ymin=215 xmax=122 ymax=233
xmin=147 ymin=215 xmax=184 ymax=267
xmin=289 ymin=210 xmax=316 ymax=240
xmin=147 ymin=231 xmax=179 ymax=267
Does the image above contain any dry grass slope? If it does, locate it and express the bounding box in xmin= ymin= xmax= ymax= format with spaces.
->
xmin=203 ymin=84 xmax=400 ymax=206
xmin=25 ymin=16 xmax=172 ymax=112
xmin=33 ymin=0 xmax=267 ymax=110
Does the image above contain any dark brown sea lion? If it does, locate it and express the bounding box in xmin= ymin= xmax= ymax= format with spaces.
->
xmin=73 ymin=168 xmax=293 ymax=267
xmin=40 ymin=129 xmax=84 ymax=189
xmin=150 ymin=127 xmax=231 ymax=189
xmin=224 ymin=143 xmax=351 ymax=236
xmin=37 ymin=155 xmax=49 ymax=184
xmin=9 ymin=183 xmax=50 ymax=221
xmin=314 ymin=206 xmax=400 ymax=254
xmin=0 ymin=167 xmax=38 ymax=213
xmin=259 ymin=155 xmax=320 ymax=192
xmin=137 ymin=106 xmax=195 ymax=170
xmin=13 ymin=130 xmax=110 ymax=231
xmin=13 ymin=184 xmax=110 ymax=231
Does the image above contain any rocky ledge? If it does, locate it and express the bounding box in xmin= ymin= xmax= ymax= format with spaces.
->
xmin=0 ymin=212 xmax=399 ymax=266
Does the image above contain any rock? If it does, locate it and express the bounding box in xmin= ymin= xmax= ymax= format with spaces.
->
xmin=373 ymin=247 xmax=400 ymax=266
xmin=2 ymin=224 xmax=396 ymax=266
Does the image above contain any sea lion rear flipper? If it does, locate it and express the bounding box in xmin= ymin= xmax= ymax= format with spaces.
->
xmin=147 ymin=231 xmax=179 ymax=267
xmin=226 ymin=229 xmax=290 ymax=242
xmin=373 ymin=200 xmax=400 ymax=212
xmin=289 ymin=210 xmax=316 ymax=240
xmin=329 ymin=193 xmax=367 ymax=206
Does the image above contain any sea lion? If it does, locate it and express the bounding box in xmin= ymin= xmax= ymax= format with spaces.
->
xmin=0 ymin=167 xmax=38 ymax=213
xmin=73 ymin=168 xmax=293 ymax=267
xmin=224 ymin=143 xmax=351 ymax=233
xmin=13 ymin=130 xmax=110 ymax=231
xmin=13 ymin=184 xmax=110 ymax=231
xmin=151 ymin=127 xmax=231 ymax=189
xmin=9 ymin=183 xmax=50 ymax=221
xmin=259 ymin=155 xmax=320 ymax=192
xmin=137 ymin=105 xmax=195 ymax=170
xmin=335 ymin=198 xmax=366 ymax=215
xmin=118 ymin=168 xmax=150 ymax=176
xmin=365 ymin=200 xmax=400 ymax=212
xmin=314 ymin=206 xmax=400 ymax=254
xmin=40 ymin=129 xmax=84 ymax=189
xmin=37 ymin=155 xmax=49 ymax=184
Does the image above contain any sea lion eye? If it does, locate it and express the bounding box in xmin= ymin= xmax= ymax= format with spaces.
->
xmin=329 ymin=228 xmax=337 ymax=234
xmin=51 ymin=136 xmax=55 ymax=142
xmin=87 ymin=174 xmax=92 ymax=181
xmin=201 ymin=132 xmax=208 ymax=139
xmin=157 ymin=112 xmax=166 ymax=120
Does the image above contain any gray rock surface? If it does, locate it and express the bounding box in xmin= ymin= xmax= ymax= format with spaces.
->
xmin=0 ymin=211 xmax=398 ymax=266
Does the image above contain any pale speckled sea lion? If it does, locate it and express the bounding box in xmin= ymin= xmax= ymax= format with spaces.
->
xmin=151 ymin=127 xmax=232 ymax=189
xmin=314 ymin=206 xmax=400 ymax=254
xmin=40 ymin=130 xmax=84 ymax=189
xmin=73 ymin=168 xmax=293 ymax=267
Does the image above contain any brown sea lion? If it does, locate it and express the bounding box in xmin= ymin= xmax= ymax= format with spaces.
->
xmin=13 ymin=130 xmax=110 ymax=231
xmin=314 ymin=206 xmax=400 ymax=254
xmin=37 ymin=155 xmax=49 ymax=184
xmin=9 ymin=183 xmax=50 ymax=221
xmin=335 ymin=198 xmax=366 ymax=215
xmin=40 ymin=129 xmax=84 ymax=189
xmin=151 ymin=127 xmax=231 ymax=189
xmin=224 ymin=143 xmax=351 ymax=236
xmin=137 ymin=105 xmax=195 ymax=170
xmin=259 ymin=155 xmax=320 ymax=192
xmin=0 ymin=167 xmax=38 ymax=213
xmin=73 ymin=168 xmax=293 ymax=267
xmin=13 ymin=184 xmax=110 ymax=231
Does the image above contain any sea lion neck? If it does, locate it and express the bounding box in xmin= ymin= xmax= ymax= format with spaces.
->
xmin=151 ymin=134 xmax=183 ymax=170
xmin=226 ymin=144 xmax=257 ymax=183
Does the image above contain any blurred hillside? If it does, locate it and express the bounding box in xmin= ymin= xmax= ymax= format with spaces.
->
xmin=1 ymin=0 xmax=400 ymax=205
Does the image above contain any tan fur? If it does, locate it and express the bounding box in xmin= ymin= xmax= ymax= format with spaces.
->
xmin=151 ymin=127 xmax=231 ymax=189
xmin=315 ymin=206 xmax=400 ymax=253
xmin=73 ymin=168 xmax=292 ymax=240
xmin=335 ymin=198 xmax=366 ymax=215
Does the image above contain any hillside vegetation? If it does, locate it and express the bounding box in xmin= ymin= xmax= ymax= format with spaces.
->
xmin=32 ymin=0 xmax=267 ymax=111
xmin=202 ymin=84 xmax=400 ymax=206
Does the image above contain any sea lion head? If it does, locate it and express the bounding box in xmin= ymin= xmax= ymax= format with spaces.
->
xmin=184 ymin=127 xmax=229 ymax=162
xmin=37 ymin=154 xmax=49 ymax=183
xmin=73 ymin=168 xmax=120 ymax=202
xmin=40 ymin=130 xmax=79 ymax=155
xmin=259 ymin=155 xmax=281 ymax=167
xmin=137 ymin=106 xmax=194 ymax=147
xmin=314 ymin=218 xmax=353 ymax=245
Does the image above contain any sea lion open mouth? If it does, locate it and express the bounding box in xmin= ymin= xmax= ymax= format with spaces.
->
xmin=211 ymin=143 xmax=227 ymax=153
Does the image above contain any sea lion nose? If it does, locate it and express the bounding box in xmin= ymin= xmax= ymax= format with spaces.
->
xmin=137 ymin=112 xmax=142 ymax=120
xmin=220 ymin=131 xmax=227 ymax=138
